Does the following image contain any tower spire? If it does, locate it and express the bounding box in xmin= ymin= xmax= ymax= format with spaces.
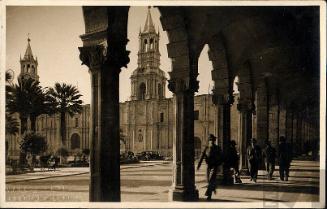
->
xmin=19 ymin=34 xmax=39 ymax=81
xmin=24 ymin=34 xmax=34 ymax=59
xmin=143 ymin=7 xmax=155 ymax=33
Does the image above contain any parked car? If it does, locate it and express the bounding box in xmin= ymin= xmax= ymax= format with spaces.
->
xmin=136 ymin=151 xmax=164 ymax=161
xmin=120 ymin=151 xmax=139 ymax=164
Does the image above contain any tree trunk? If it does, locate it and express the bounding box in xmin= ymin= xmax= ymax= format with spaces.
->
xmin=60 ymin=112 xmax=66 ymax=147
xmin=20 ymin=116 xmax=28 ymax=135
xmin=30 ymin=115 xmax=37 ymax=133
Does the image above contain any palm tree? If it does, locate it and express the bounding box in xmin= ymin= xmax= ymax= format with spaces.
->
xmin=5 ymin=114 xmax=19 ymax=135
xmin=47 ymin=83 xmax=83 ymax=147
xmin=6 ymin=78 xmax=45 ymax=134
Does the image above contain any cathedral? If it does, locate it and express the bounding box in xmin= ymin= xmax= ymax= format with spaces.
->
xmin=119 ymin=9 xmax=240 ymax=158
xmin=6 ymin=9 xmax=241 ymax=160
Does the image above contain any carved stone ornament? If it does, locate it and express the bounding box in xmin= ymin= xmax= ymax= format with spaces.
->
xmin=106 ymin=37 xmax=130 ymax=69
xmin=212 ymin=90 xmax=234 ymax=106
xmin=168 ymin=77 xmax=199 ymax=94
xmin=237 ymin=101 xmax=255 ymax=113
xmin=79 ymin=44 xmax=107 ymax=69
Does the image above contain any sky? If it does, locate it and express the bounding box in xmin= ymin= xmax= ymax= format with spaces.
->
xmin=6 ymin=6 xmax=216 ymax=104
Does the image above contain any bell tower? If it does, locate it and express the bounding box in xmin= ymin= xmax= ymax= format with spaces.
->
xmin=18 ymin=37 xmax=39 ymax=81
xmin=130 ymin=7 xmax=166 ymax=101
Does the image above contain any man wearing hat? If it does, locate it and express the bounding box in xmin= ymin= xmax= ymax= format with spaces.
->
xmin=278 ymin=136 xmax=292 ymax=181
xmin=197 ymin=134 xmax=223 ymax=200
xmin=247 ymin=138 xmax=262 ymax=183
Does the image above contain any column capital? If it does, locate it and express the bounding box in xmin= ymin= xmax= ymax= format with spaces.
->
xmin=106 ymin=37 xmax=130 ymax=69
xmin=212 ymin=90 xmax=234 ymax=106
xmin=79 ymin=45 xmax=106 ymax=71
xmin=237 ymin=102 xmax=255 ymax=113
xmin=168 ymin=77 xmax=199 ymax=94
xmin=79 ymin=40 xmax=130 ymax=73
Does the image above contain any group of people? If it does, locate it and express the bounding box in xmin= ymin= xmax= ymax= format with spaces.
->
xmin=247 ymin=136 xmax=293 ymax=182
xmin=197 ymin=134 xmax=293 ymax=200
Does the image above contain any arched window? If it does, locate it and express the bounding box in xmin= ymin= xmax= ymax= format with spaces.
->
xmin=71 ymin=133 xmax=81 ymax=149
xmin=144 ymin=39 xmax=148 ymax=52
xmin=138 ymin=83 xmax=146 ymax=100
xmin=194 ymin=137 xmax=202 ymax=159
xmin=27 ymin=64 xmax=30 ymax=73
xmin=150 ymin=38 xmax=154 ymax=50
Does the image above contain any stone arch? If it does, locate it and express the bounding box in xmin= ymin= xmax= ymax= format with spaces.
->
xmin=208 ymin=34 xmax=234 ymax=103
xmin=138 ymin=82 xmax=146 ymax=100
xmin=70 ymin=133 xmax=81 ymax=150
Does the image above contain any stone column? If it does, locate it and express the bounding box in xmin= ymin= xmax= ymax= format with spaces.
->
xmin=212 ymin=93 xmax=234 ymax=185
xmin=79 ymin=45 xmax=104 ymax=201
xmin=254 ymin=80 xmax=269 ymax=147
xmin=79 ymin=6 xmax=130 ymax=202
xmin=269 ymin=93 xmax=279 ymax=148
xmin=237 ymin=103 xmax=253 ymax=170
xmin=168 ymin=77 xmax=199 ymax=201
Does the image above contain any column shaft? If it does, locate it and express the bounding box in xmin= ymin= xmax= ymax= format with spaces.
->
xmin=238 ymin=110 xmax=252 ymax=169
xmin=89 ymin=70 xmax=101 ymax=201
xmin=255 ymin=82 xmax=269 ymax=147
xmin=169 ymin=89 xmax=198 ymax=201
xmin=100 ymin=65 xmax=121 ymax=201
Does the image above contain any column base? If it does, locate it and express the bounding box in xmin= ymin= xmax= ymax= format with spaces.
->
xmin=168 ymin=186 xmax=199 ymax=201
xmin=240 ymin=168 xmax=250 ymax=176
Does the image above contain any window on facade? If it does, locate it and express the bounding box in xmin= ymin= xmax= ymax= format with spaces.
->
xmin=150 ymin=38 xmax=154 ymax=49
xmin=160 ymin=112 xmax=164 ymax=122
xmin=138 ymin=134 xmax=143 ymax=142
xmin=144 ymin=39 xmax=148 ymax=52
xmin=138 ymin=83 xmax=146 ymax=100
xmin=71 ymin=133 xmax=81 ymax=149
xmin=194 ymin=110 xmax=199 ymax=120
xmin=75 ymin=118 xmax=78 ymax=128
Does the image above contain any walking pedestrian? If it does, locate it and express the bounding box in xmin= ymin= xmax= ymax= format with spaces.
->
xmin=278 ymin=136 xmax=292 ymax=181
xmin=228 ymin=140 xmax=242 ymax=183
xmin=263 ymin=141 xmax=276 ymax=180
xmin=197 ymin=134 xmax=223 ymax=200
xmin=247 ymin=138 xmax=262 ymax=183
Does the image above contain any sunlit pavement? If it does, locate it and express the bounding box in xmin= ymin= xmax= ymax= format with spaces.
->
xmin=6 ymin=160 xmax=319 ymax=202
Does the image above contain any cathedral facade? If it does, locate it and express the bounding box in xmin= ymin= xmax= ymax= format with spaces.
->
xmin=119 ymin=9 xmax=240 ymax=158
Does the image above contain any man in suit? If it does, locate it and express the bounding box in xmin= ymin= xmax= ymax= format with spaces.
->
xmin=197 ymin=134 xmax=223 ymax=200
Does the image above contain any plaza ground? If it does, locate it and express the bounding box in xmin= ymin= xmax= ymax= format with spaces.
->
xmin=6 ymin=160 xmax=319 ymax=202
